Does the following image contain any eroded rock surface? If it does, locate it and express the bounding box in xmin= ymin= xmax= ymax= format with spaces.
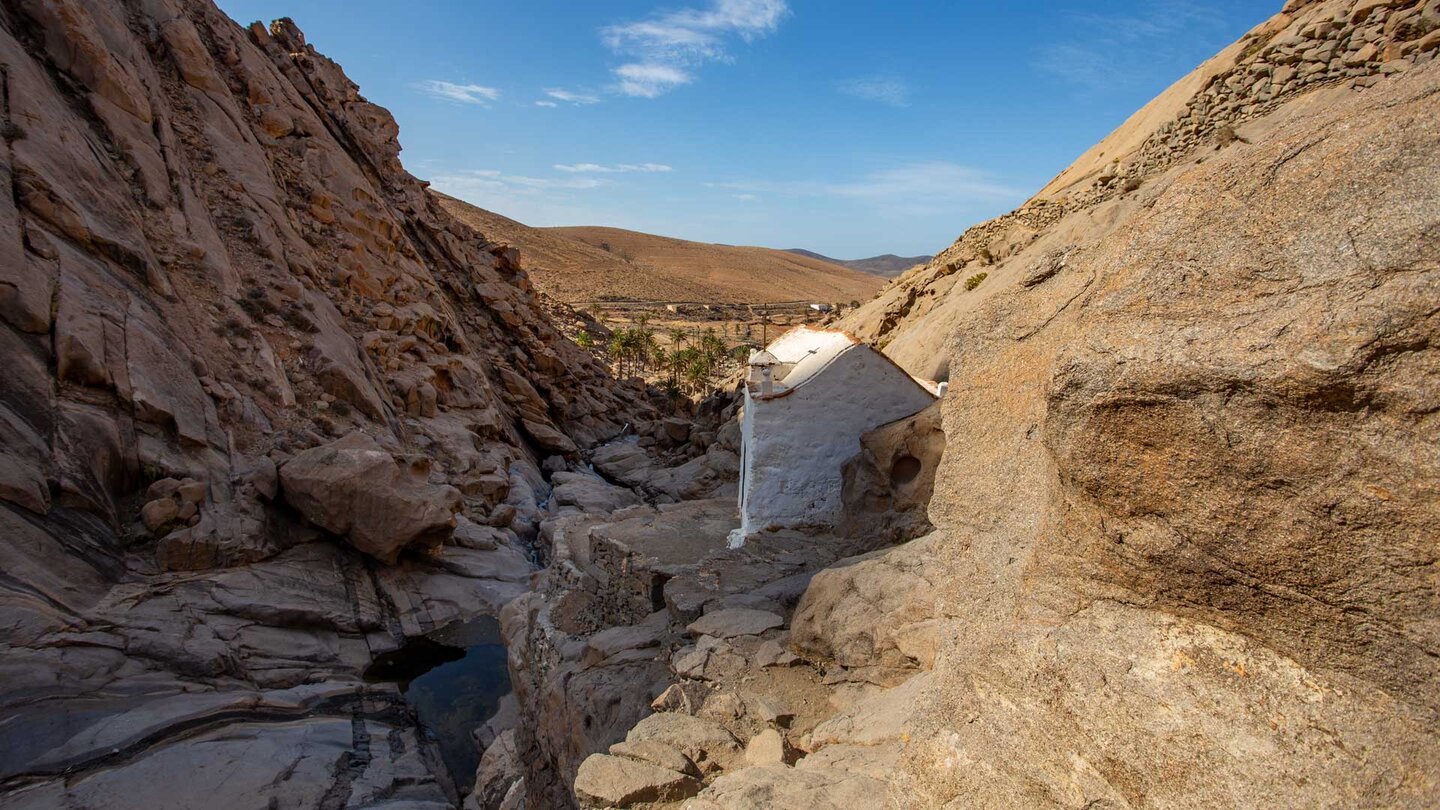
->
xmin=547 ymin=2 xmax=1440 ymax=809
xmin=0 ymin=0 xmax=653 ymax=804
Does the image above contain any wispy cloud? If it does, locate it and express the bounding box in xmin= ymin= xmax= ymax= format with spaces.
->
xmin=733 ymin=193 xmax=759 ymax=202
xmin=602 ymin=0 xmax=789 ymax=98
xmin=1035 ymin=1 xmax=1228 ymax=93
xmin=429 ymin=170 xmax=625 ymax=231
xmin=713 ymin=161 xmax=1021 ymax=215
xmin=544 ymin=88 xmax=602 ymax=105
xmin=554 ymin=162 xmax=674 ymax=174
xmin=838 ymin=77 xmax=909 ymax=107
xmin=613 ymin=63 xmax=693 ymax=98
xmin=535 ymin=100 xmax=559 ymax=108
xmin=430 ymin=169 xmax=608 ymax=203
xmin=415 ymin=80 xmax=501 ymax=105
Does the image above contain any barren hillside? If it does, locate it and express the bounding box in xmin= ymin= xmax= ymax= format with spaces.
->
xmin=786 ymin=248 xmax=931 ymax=278
xmin=435 ymin=194 xmax=884 ymax=306
xmin=550 ymin=226 xmax=883 ymax=304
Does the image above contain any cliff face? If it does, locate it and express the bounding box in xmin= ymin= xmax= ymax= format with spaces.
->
xmin=0 ymin=0 xmax=650 ymax=805
xmin=542 ymin=2 xmax=1437 ymax=809
xmin=829 ymin=0 xmax=1439 ymax=805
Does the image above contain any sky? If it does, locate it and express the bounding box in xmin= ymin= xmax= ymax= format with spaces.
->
xmin=215 ymin=0 xmax=1271 ymax=259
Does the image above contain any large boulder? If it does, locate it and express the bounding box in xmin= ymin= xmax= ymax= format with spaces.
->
xmin=279 ymin=433 xmax=462 ymax=563
xmin=573 ymin=754 xmax=699 ymax=808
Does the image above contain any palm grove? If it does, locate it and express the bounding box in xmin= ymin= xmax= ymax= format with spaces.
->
xmin=577 ymin=314 xmax=750 ymax=399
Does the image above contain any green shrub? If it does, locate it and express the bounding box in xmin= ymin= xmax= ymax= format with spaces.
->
xmin=964 ymin=272 xmax=988 ymax=291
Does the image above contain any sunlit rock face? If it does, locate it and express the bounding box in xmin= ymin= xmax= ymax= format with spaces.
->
xmin=550 ymin=3 xmax=1440 ymax=809
xmin=833 ymin=2 xmax=1440 ymax=806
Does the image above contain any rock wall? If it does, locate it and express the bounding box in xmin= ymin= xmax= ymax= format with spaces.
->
xmin=0 ymin=1 xmax=655 ymax=806
xmin=547 ymin=2 xmax=1438 ymax=808
xmin=825 ymin=1 xmax=1440 ymax=806
xmin=845 ymin=0 xmax=1440 ymax=379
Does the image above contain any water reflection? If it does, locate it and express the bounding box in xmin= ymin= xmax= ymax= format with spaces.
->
xmin=366 ymin=616 xmax=511 ymax=793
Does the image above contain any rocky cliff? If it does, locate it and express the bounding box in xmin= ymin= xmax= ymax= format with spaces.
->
xmin=531 ymin=1 xmax=1437 ymax=808
xmin=0 ymin=1 xmax=655 ymax=806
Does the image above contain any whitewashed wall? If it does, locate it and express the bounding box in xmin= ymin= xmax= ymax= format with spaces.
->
xmin=740 ymin=346 xmax=935 ymax=534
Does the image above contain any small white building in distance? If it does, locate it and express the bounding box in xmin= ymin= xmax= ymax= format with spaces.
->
xmin=737 ymin=326 xmax=940 ymax=539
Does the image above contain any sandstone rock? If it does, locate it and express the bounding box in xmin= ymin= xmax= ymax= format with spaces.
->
xmin=473 ymin=728 xmax=523 ymax=810
xmin=624 ymin=712 xmax=741 ymax=774
xmin=176 ymin=479 xmax=207 ymax=505
xmin=140 ymin=497 xmax=179 ymax=533
xmin=146 ymin=477 xmax=183 ymax=500
xmin=607 ymin=739 xmax=700 ymax=777
xmin=790 ymin=535 xmax=944 ymax=671
xmin=697 ymin=690 xmax=745 ymax=722
xmin=0 ymin=2 xmax=652 ymax=808
xmin=651 ymin=682 xmax=711 ymax=714
xmin=746 ymin=694 xmax=795 ymax=728
xmin=743 ymin=729 xmax=793 ymax=766
xmin=550 ymin=471 xmax=642 ymax=516
xmin=573 ymin=754 xmax=699 ymax=807
xmin=688 ymin=764 xmax=894 ymax=809
xmin=830 ymin=8 xmax=1440 ymax=806
xmin=753 ymin=640 xmax=800 ymax=668
xmin=581 ymin=622 xmax=664 ymax=668
xmin=279 ymin=433 xmax=462 ymax=563
xmin=686 ymin=608 xmax=784 ymax=639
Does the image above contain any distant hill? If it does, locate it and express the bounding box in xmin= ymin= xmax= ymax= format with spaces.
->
xmin=786 ymin=249 xmax=932 ymax=278
xmin=434 ymin=193 xmax=884 ymax=305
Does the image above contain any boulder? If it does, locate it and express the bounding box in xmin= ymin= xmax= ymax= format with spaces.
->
xmin=607 ymin=740 xmax=700 ymax=777
xmin=743 ymin=729 xmax=793 ymax=766
xmin=686 ymin=608 xmax=784 ymax=639
xmin=573 ymin=754 xmax=699 ymax=807
xmin=279 ymin=433 xmax=462 ymax=563
xmin=651 ymin=682 xmax=711 ymax=714
xmin=140 ymin=497 xmax=179 ymax=534
xmin=582 ymin=622 xmax=664 ymax=668
xmin=754 ymin=640 xmax=800 ymax=668
xmin=624 ymin=712 xmax=741 ymax=774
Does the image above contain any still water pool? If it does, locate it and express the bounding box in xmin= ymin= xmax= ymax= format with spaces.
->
xmin=366 ymin=616 xmax=511 ymax=793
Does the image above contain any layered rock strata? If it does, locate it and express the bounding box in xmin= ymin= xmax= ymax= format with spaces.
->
xmin=0 ymin=1 xmax=655 ymax=806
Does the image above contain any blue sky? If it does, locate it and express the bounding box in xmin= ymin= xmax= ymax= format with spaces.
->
xmin=216 ymin=0 xmax=1270 ymax=258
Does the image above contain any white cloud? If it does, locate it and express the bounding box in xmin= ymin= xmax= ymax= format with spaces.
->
xmin=602 ymin=0 xmax=788 ymax=97
xmin=415 ymin=80 xmax=501 ymax=105
xmin=554 ymin=162 xmax=675 ymax=174
xmin=535 ymin=100 xmax=559 ymax=108
xmin=1035 ymin=2 xmax=1228 ymax=92
xmin=544 ymin=88 xmax=602 ymax=105
xmin=613 ymin=63 xmax=693 ymax=98
xmin=714 ymin=161 xmax=1021 ymax=215
xmin=431 ymin=169 xmax=608 ymax=197
xmin=733 ymin=193 xmax=759 ymax=202
xmin=838 ymin=77 xmax=909 ymax=107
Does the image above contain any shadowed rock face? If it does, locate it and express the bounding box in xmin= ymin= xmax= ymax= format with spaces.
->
xmin=0 ymin=0 xmax=653 ymax=805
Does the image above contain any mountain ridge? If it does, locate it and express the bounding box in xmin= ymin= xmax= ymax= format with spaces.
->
xmin=784 ymin=248 xmax=932 ymax=278
xmin=434 ymin=193 xmax=884 ymax=305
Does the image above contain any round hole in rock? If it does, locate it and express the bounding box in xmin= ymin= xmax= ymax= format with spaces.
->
xmin=890 ymin=455 xmax=922 ymax=487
